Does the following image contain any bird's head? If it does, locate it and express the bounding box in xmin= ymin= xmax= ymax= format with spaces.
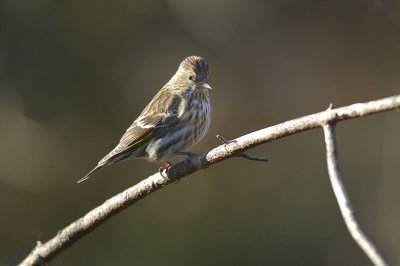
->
xmin=172 ymin=56 xmax=212 ymax=91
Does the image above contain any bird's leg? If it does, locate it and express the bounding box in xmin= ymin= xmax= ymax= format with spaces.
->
xmin=159 ymin=160 xmax=173 ymax=178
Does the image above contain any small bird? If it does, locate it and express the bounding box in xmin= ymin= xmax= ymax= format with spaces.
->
xmin=78 ymin=56 xmax=212 ymax=183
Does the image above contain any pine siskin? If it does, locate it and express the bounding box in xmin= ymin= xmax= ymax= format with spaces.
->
xmin=78 ymin=56 xmax=212 ymax=183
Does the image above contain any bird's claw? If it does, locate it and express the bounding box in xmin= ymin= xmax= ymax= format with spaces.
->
xmin=159 ymin=161 xmax=172 ymax=178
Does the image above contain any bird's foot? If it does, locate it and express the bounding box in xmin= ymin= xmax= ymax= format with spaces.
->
xmin=159 ymin=160 xmax=181 ymax=184
xmin=159 ymin=160 xmax=173 ymax=178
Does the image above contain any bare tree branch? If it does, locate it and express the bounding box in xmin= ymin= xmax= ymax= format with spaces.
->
xmin=19 ymin=95 xmax=400 ymax=266
xmin=323 ymin=124 xmax=388 ymax=266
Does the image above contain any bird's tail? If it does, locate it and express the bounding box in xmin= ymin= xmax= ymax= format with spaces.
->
xmin=77 ymin=146 xmax=130 ymax=183
xmin=77 ymin=164 xmax=106 ymax=184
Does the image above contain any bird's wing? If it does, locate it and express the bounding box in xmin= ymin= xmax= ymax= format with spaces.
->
xmin=120 ymin=113 xmax=175 ymax=146
xmin=99 ymin=91 xmax=182 ymax=164
xmin=78 ymin=110 xmax=179 ymax=183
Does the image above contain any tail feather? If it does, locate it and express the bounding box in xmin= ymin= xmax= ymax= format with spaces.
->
xmin=77 ymin=147 xmax=134 ymax=184
xmin=77 ymin=164 xmax=106 ymax=184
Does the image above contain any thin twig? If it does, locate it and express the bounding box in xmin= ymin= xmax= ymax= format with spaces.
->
xmin=323 ymin=124 xmax=388 ymax=266
xmin=216 ymin=134 xmax=235 ymax=144
xmin=216 ymin=134 xmax=268 ymax=162
xmin=18 ymin=94 xmax=400 ymax=266
xmin=237 ymin=152 xmax=268 ymax=162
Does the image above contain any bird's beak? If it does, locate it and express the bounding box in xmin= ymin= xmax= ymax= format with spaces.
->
xmin=200 ymin=81 xmax=212 ymax=90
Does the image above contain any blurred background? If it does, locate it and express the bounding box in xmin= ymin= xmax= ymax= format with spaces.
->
xmin=1 ymin=0 xmax=399 ymax=265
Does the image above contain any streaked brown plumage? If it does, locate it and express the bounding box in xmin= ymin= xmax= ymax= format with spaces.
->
xmin=78 ymin=56 xmax=212 ymax=183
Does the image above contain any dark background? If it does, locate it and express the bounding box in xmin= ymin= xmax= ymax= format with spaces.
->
xmin=1 ymin=0 xmax=400 ymax=265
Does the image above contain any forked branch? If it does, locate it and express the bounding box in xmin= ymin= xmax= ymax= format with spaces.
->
xmin=19 ymin=95 xmax=400 ymax=266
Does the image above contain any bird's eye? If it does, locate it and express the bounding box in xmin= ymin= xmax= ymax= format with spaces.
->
xmin=188 ymin=75 xmax=194 ymax=81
